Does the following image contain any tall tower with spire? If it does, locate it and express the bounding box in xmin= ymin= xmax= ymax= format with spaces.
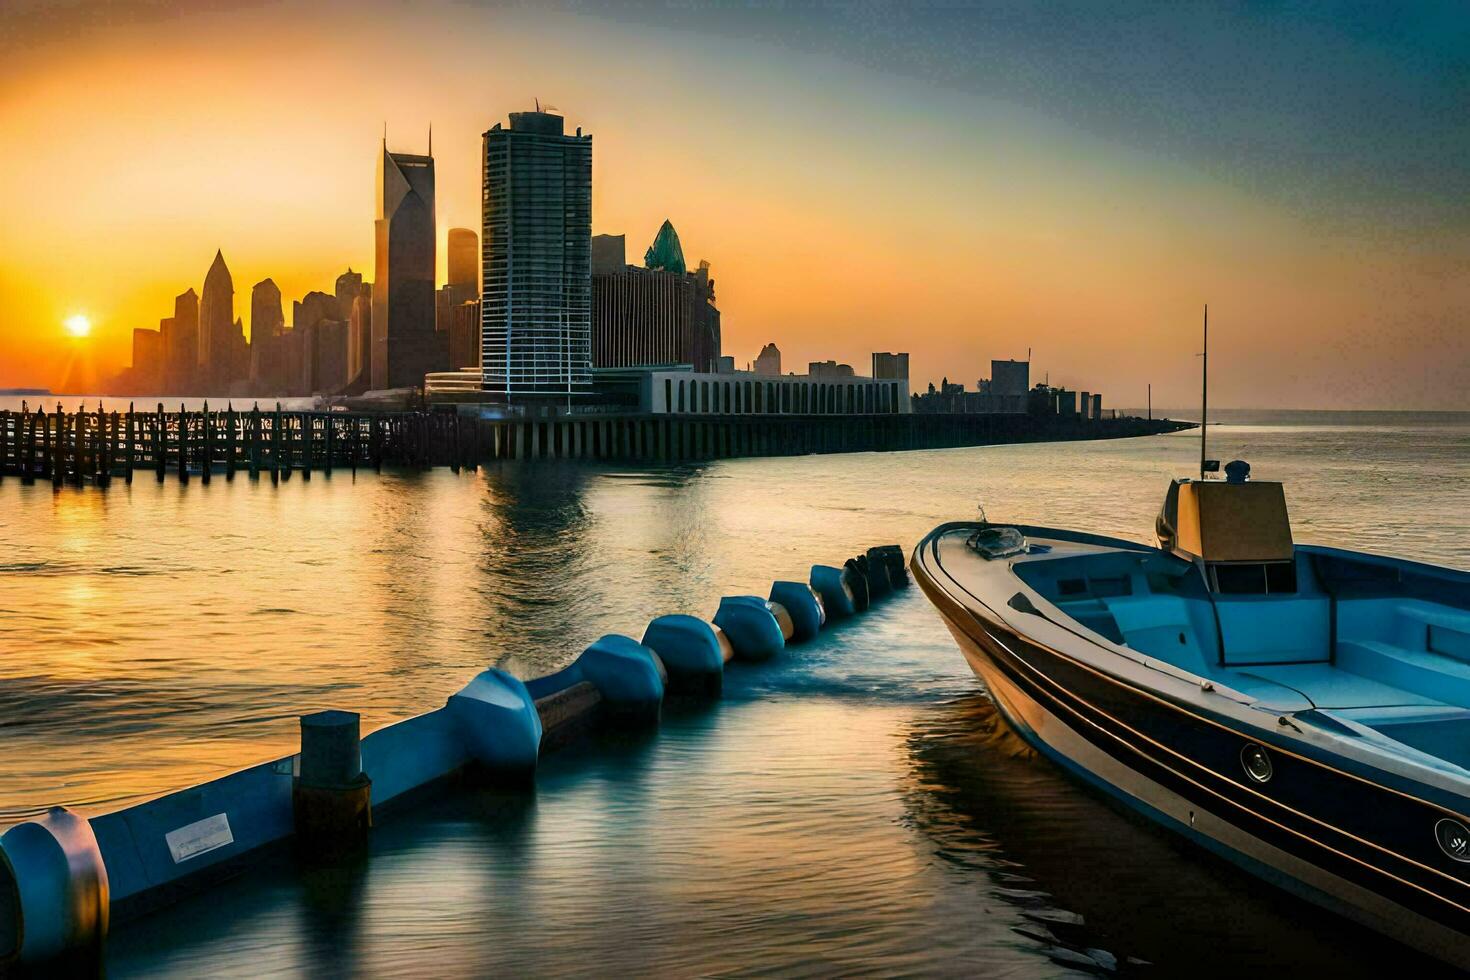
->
xmin=371 ymin=134 xmax=440 ymax=390
xmin=197 ymin=250 xmax=239 ymax=391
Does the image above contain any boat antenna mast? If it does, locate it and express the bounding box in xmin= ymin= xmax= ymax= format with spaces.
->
xmin=1199 ymin=304 xmax=1209 ymax=480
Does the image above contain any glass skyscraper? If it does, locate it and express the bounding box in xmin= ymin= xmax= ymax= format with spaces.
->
xmin=481 ymin=111 xmax=593 ymax=401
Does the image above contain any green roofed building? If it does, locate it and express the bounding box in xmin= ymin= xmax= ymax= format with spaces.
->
xmin=644 ymin=219 xmax=686 ymax=275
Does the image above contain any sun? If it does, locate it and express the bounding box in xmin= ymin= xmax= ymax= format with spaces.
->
xmin=63 ymin=314 xmax=92 ymax=338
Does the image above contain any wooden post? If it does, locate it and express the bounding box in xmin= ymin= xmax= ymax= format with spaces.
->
xmin=0 ymin=409 xmax=9 ymax=481
xmin=155 ymin=403 xmax=166 ymax=482
xmin=124 ymin=403 xmax=135 ymax=484
xmin=225 ymin=403 xmax=236 ymax=480
xmin=201 ymin=401 xmax=212 ymax=485
xmin=372 ymin=417 xmax=383 ymax=473
xmin=98 ymin=411 xmax=115 ymax=487
xmin=22 ymin=408 xmax=36 ymax=485
xmin=323 ymin=414 xmax=334 ymax=477
xmin=272 ymin=403 xmax=283 ymax=484
xmin=248 ymin=404 xmax=261 ymax=479
xmin=177 ymin=404 xmax=189 ymax=484
xmin=302 ymin=413 xmax=313 ymax=480
xmin=350 ymin=415 xmax=359 ymax=477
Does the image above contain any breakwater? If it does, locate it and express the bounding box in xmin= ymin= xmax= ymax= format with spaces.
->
xmin=0 ymin=544 xmax=907 ymax=972
xmin=0 ymin=404 xmax=1189 ymax=486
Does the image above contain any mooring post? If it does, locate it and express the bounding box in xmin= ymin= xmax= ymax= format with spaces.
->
xmin=372 ymin=417 xmax=383 ymax=473
xmin=301 ymin=413 xmax=312 ymax=481
xmin=272 ymin=403 xmax=283 ymax=484
xmin=200 ymin=401 xmax=212 ymax=485
xmin=22 ymin=408 xmax=37 ymax=485
xmin=0 ymin=409 xmax=9 ymax=481
xmin=154 ymin=403 xmax=165 ymax=482
xmin=350 ymin=415 xmax=359 ymax=477
xmin=123 ymin=403 xmax=134 ymax=485
xmin=225 ymin=403 xmax=236 ymax=481
xmin=323 ymin=414 xmax=333 ymax=478
xmin=177 ymin=403 xmax=189 ymax=485
xmin=249 ymin=403 xmax=261 ymax=479
xmin=98 ymin=411 xmax=114 ymax=488
xmin=293 ymin=710 xmax=371 ymax=860
xmin=70 ymin=404 xmax=84 ymax=487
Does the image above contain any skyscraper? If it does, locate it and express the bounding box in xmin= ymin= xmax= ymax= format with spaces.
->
xmin=165 ymin=288 xmax=198 ymax=393
xmin=198 ymin=250 xmax=239 ymax=391
xmin=372 ymin=139 xmax=439 ymax=390
xmin=251 ymin=279 xmax=284 ymax=341
xmin=446 ymin=228 xmax=478 ymax=292
xmin=481 ymin=110 xmax=592 ymax=401
xmin=591 ymin=226 xmax=721 ymax=372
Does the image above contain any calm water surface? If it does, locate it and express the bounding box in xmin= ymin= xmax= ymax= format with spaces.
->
xmin=1 ymin=411 xmax=1467 ymax=976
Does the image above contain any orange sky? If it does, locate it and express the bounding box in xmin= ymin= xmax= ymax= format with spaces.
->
xmin=1 ymin=1 xmax=1467 ymax=408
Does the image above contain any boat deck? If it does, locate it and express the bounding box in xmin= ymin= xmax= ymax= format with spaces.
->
xmin=935 ymin=526 xmax=1470 ymax=773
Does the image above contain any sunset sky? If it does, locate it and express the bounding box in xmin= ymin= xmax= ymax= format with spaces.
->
xmin=2 ymin=0 xmax=1468 ymax=408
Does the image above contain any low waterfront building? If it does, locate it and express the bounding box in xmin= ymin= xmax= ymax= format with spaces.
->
xmin=641 ymin=368 xmax=909 ymax=416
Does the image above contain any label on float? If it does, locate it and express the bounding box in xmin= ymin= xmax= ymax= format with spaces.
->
xmin=165 ymin=812 xmax=234 ymax=863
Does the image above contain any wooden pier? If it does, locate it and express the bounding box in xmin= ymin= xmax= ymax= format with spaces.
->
xmin=0 ymin=402 xmax=1190 ymax=487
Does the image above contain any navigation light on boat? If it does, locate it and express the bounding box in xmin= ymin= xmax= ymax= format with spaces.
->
xmin=1436 ymin=819 xmax=1470 ymax=863
xmin=1240 ymin=744 xmax=1274 ymax=783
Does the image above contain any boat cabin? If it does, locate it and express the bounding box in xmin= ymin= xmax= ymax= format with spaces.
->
xmin=1011 ymin=473 xmax=1470 ymax=774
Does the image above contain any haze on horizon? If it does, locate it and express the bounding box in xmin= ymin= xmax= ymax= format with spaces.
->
xmin=1 ymin=0 xmax=1467 ymax=410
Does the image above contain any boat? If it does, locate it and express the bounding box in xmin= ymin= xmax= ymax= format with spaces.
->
xmin=912 ymin=467 xmax=1470 ymax=965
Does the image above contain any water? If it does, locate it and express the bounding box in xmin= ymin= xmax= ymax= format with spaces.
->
xmin=2 ymin=412 xmax=1467 ymax=975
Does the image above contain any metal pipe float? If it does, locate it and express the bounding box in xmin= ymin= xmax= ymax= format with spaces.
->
xmin=841 ymin=558 xmax=872 ymax=611
xmin=713 ymin=596 xmax=786 ymax=662
xmin=446 ymin=669 xmax=542 ymax=783
xmin=768 ymin=582 xmax=825 ymax=642
xmin=525 ymin=635 xmax=666 ymax=729
xmin=809 ymin=564 xmax=858 ymax=618
xmin=0 ymin=807 xmax=108 ymax=968
xmin=641 ymin=614 xmax=727 ymax=697
xmin=867 ymin=545 xmax=908 ymax=588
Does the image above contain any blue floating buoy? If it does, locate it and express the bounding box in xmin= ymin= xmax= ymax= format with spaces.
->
xmin=642 ymin=614 xmax=726 ymax=697
xmin=809 ymin=565 xmax=857 ymax=618
xmin=769 ymin=581 xmax=824 ymax=642
xmin=577 ymin=634 xmax=666 ymax=728
xmin=447 ymin=668 xmax=543 ymax=778
xmin=0 ymin=806 xmax=108 ymax=967
xmin=713 ymin=596 xmax=786 ymax=661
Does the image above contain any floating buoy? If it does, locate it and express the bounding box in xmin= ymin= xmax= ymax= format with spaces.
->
xmin=842 ymin=558 xmax=872 ymax=611
xmin=642 ymin=614 xmax=727 ymax=697
xmin=867 ymin=545 xmax=908 ymax=588
xmin=713 ymin=596 xmax=786 ymax=661
xmin=447 ymin=669 xmax=542 ymax=781
xmin=576 ymin=634 xmax=666 ymax=728
xmin=809 ymin=564 xmax=857 ymax=618
xmin=0 ymin=806 xmax=108 ymax=967
xmin=769 ymin=581 xmax=824 ymax=642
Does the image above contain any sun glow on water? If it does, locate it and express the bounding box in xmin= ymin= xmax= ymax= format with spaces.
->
xmin=63 ymin=314 xmax=92 ymax=338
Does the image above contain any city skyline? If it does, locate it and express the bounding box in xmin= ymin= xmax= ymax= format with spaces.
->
xmin=2 ymin=1 xmax=1468 ymax=409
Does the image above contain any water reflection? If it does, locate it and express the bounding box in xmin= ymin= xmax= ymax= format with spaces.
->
xmin=901 ymin=694 xmax=1455 ymax=977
